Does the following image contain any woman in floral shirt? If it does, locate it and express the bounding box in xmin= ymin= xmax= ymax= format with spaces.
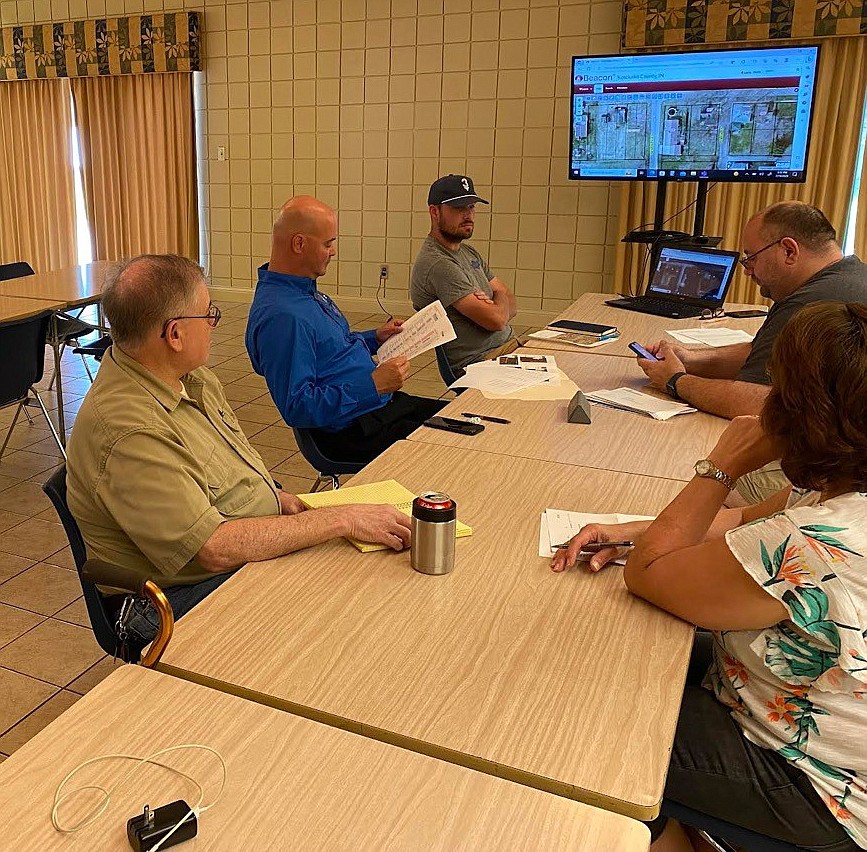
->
xmin=554 ymin=302 xmax=867 ymax=851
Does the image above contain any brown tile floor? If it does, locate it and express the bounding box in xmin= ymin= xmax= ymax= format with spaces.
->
xmin=0 ymin=299 xmax=540 ymax=760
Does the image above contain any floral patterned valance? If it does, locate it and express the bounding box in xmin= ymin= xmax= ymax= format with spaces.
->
xmin=623 ymin=0 xmax=867 ymax=48
xmin=0 ymin=12 xmax=200 ymax=80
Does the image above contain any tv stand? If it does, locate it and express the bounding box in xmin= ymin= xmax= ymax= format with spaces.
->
xmin=621 ymin=179 xmax=722 ymax=283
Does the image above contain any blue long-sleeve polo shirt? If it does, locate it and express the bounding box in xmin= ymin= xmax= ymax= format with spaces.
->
xmin=245 ymin=265 xmax=390 ymax=432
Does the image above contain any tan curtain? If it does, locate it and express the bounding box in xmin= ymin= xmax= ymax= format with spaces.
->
xmin=70 ymin=72 xmax=198 ymax=261
xmin=856 ymin=131 xmax=867 ymax=258
xmin=615 ymin=37 xmax=867 ymax=304
xmin=0 ymin=79 xmax=77 ymax=271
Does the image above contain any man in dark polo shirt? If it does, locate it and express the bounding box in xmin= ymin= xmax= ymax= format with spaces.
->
xmin=409 ymin=174 xmax=520 ymax=375
xmin=636 ymin=201 xmax=866 ymax=501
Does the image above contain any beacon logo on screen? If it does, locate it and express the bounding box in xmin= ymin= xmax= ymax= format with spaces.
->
xmin=575 ymin=75 xmax=614 ymax=82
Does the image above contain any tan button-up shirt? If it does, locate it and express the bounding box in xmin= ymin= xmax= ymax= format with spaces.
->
xmin=67 ymin=346 xmax=280 ymax=588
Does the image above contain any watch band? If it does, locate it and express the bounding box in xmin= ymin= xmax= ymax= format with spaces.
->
xmin=665 ymin=371 xmax=687 ymax=399
xmin=694 ymin=459 xmax=737 ymax=491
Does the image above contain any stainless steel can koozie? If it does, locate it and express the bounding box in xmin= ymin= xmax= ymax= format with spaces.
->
xmin=410 ymin=492 xmax=457 ymax=575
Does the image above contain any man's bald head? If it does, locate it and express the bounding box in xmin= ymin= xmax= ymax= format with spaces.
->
xmin=102 ymin=254 xmax=204 ymax=351
xmin=269 ymin=196 xmax=338 ymax=279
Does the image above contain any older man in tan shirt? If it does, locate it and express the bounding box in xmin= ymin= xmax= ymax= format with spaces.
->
xmin=67 ymin=255 xmax=410 ymax=644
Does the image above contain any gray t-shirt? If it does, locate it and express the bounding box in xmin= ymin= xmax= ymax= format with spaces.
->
xmin=410 ymin=236 xmax=513 ymax=371
xmin=737 ymin=255 xmax=867 ymax=384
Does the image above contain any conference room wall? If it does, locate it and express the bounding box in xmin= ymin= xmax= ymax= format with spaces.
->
xmin=1 ymin=0 xmax=624 ymax=324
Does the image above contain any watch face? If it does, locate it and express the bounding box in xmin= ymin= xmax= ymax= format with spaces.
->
xmin=695 ymin=459 xmax=712 ymax=476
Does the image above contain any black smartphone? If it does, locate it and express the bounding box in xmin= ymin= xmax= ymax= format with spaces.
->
xmin=423 ymin=416 xmax=484 ymax=436
xmin=628 ymin=341 xmax=658 ymax=361
xmin=725 ymin=309 xmax=768 ymax=318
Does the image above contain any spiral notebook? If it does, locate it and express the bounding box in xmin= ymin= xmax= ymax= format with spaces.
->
xmin=297 ymin=479 xmax=473 ymax=552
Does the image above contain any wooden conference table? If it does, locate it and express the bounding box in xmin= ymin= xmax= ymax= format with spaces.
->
xmin=159 ymin=441 xmax=692 ymax=820
xmin=524 ymin=292 xmax=767 ymax=357
xmin=411 ymin=348 xmax=729 ymax=481
xmin=0 ymin=666 xmax=650 ymax=850
xmin=0 ymin=294 xmax=65 ymax=322
xmin=0 ymin=261 xmax=113 ymax=443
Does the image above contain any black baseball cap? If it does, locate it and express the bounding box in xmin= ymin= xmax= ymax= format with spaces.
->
xmin=427 ymin=174 xmax=489 ymax=207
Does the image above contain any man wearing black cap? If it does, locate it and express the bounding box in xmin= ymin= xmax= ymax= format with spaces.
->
xmin=410 ymin=175 xmax=519 ymax=374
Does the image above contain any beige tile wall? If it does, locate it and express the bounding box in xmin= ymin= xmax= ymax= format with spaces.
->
xmin=2 ymin=0 xmax=624 ymax=322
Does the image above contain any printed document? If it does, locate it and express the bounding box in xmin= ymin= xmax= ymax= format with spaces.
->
xmin=667 ymin=327 xmax=754 ymax=347
xmin=450 ymin=360 xmax=551 ymax=394
xmin=497 ymin=353 xmax=560 ymax=385
xmin=528 ymin=329 xmax=619 ymax=349
xmin=538 ymin=509 xmax=654 ymax=559
xmin=378 ymin=300 xmax=456 ymax=362
xmin=585 ymin=387 xmax=696 ymax=420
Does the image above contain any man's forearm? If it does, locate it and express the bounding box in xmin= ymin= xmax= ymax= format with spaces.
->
xmin=676 ymin=375 xmax=770 ymax=419
xmin=197 ymin=507 xmax=349 ymax=572
xmin=686 ymin=343 xmax=751 ymax=379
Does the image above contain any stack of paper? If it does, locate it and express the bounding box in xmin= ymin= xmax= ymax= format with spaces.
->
xmin=528 ymin=329 xmax=619 ymax=349
xmin=584 ymin=387 xmax=696 ymax=420
xmin=297 ymin=479 xmax=472 ymax=553
xmin=539 ymin=509 xmax=654 ymax=559
xmin=378 ymin=300 xmax=456 ymax=362
xmin=497 ymin=354 xmax=560 ymax=385
xmin=667 ymin=327 xmax=754 ymax=347
xmin=450 ymin=361 xmax=552 ymax=394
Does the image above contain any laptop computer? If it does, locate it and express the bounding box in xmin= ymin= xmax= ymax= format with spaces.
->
xmin=606 ymin=244 xmax=742 ymax=319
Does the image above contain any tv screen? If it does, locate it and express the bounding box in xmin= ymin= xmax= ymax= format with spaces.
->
xmin=569 ymin=45 xmax=820 ymax=182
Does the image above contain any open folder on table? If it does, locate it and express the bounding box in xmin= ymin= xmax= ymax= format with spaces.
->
xmin=297 ymin=479 xmax=472 ymax=552
xmin=539 ymin=510 xmax=654 ymax=560
xmin=584 ymin=388 xmax=696 ymax=420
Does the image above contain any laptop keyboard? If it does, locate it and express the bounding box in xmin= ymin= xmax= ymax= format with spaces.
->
xmin=612 ymin=297 xmax=704 ymax=318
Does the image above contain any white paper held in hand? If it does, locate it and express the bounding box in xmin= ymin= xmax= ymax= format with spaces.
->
xmin=377 ymin=300 xmax=457 ymax=362
xmin=539 ymin=509 xmax=654 ymax=560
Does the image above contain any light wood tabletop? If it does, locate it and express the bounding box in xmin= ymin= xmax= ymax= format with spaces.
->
xmin=0 ymin=294 xmax=65 ymax=322
xmin=412 ymin=350 xmax=729 ymax=481
xmin=0 ymin=666 xmax=650 ymax=850
xmin=524 ymin=292 xmax=767 ymax=357
xmin=159 ymin=441 xmax=692 ymax=820
xmin=0 ymin=261 xmax=113 ymax=307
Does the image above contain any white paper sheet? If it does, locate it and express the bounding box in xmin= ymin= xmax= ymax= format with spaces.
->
xmin=584 ymin=387 xmax=696 ymax=421
xmin=539 ymin=509 xmax=654 ymax=559
xmin=377 ymin=300 xmax=457 ymax=362
xmin=666 ymin=327 xmax=754 ymax=347
xmin=449 ymin=361 xmax=551 ymax=394
xmin=497 ymin=354 xmax=560 ymax=385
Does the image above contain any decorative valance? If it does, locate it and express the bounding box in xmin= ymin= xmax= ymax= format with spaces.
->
xmin=623 ymin=0 xmax=867 ymax=48
xmin=0 ymin=12 xmax=200 ymax=80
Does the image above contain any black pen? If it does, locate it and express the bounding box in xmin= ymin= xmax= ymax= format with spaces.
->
xmin=462 ymin=412 xmax=511 ymax=424
xmin=554 ymin=541 xmax=634 ymax=551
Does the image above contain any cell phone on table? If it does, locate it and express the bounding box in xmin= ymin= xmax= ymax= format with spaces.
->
xmin=724 ymin=309 xmax=768 ymax=318
xmin=628 ymin=341 xmax=658 ymax=361
xmin=423 ymin=416 xmax=484 ymax=436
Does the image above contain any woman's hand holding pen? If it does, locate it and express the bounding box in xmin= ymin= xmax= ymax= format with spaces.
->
xmin=551 ymin=521 xmax=649 ymax=574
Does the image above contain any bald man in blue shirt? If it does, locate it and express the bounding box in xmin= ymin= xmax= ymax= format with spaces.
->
xmin=246 ymin=196 xmax=446 ymax=464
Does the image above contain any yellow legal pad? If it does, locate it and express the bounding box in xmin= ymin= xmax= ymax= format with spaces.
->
xmin=297 ymin=479 xmax=473 ymax=553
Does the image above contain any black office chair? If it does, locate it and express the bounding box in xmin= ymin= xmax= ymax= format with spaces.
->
xmin=434 ymin=344 xmax=458 ymax=386
xmin=0 ymin=310 xmax=66 ymax=462
xmin=42 ymin=466 xmax=174 ymax=667
xmin=662 ymin=800 xmax=803 ymax=851
xmin=0 ymin=261 xmax=35 ymax=281
xmin=0 ymin=259 xmax=103 ymax=386
xmin=292 ymin=427 xmax=366 ymax=492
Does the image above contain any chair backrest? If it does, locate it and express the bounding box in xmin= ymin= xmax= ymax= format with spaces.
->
xmin=0 ymin=311 xmax=51 ymax=407
xmin=292 ymin=427 xmax=366 ymax=476
xmin=42 ymin=466 xmax=120 ymax=658
xmin=434 ymin=345 xmax=458 ymax=386
xmin=0 ymin=261 xmax=34 ymax=281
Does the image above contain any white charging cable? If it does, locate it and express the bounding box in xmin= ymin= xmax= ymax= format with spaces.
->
xmin=51 ymin=743 xmax=227 ymax=850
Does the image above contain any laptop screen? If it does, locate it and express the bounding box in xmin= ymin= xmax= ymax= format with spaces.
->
xmin=647 ymin=246 xmax=739 ymax=303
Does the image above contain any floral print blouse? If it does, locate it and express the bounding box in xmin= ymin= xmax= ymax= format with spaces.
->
xmin=707 ymin=489 xmax=867 ymax=848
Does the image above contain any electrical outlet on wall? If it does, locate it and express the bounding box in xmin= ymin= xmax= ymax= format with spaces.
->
xmin=217 ymin=146 xmax=226 ymax=161
xmin=380 ymin=265 xmax=389 ymax=279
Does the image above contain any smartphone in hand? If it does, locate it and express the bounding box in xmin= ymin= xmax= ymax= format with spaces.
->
xmin=628 ymin=341 xmax=658 ymax=361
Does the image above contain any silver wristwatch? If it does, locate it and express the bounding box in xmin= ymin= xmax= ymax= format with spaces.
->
xmin=694 ymin=459 xmax=737 ymax=490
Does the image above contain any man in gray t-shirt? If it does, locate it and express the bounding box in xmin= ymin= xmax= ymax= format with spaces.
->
xmin=410 ymin=174 xmax=518 ymax=373
xmin=637 ymin=201 xmax=866 ymax=421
